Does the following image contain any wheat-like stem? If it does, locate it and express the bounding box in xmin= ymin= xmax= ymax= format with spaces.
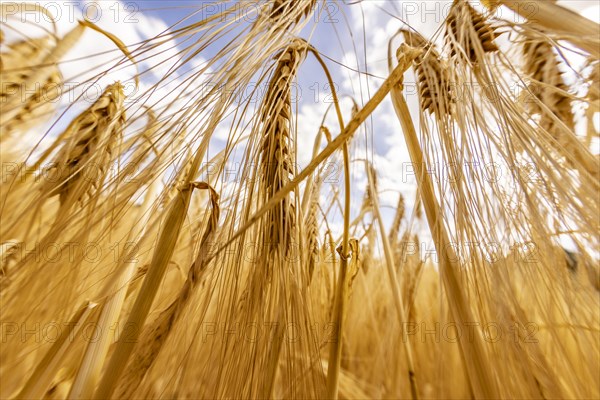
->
xmin=16 ymin=302 xmax=97 ymax=399
xmin=365 ymin=162 xmax=420 ymax=400
xmin=113 ymin=184 xmax=219 ymax=398
xmin=390 ymin=42 xmax=500 ymax=399
xmin=325 ymin=138 xmax=350 ymax=400
xmin=93 ymin=181 xmax=202 ymax=399
xmin=67 ymin=175 xmax=162 ymax=399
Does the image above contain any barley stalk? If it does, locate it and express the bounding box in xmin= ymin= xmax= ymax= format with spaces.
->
xmin=390 ymin=42 xmax=500 ymax=399
xmin=366 ymin=162 xmax=419 ymax=400
xmin=325 ymin=139 xmax=351 ymax=400
xmin=67 ymin=177 xmax=162 ymax=399
xmin=16 ymin=302 xmax=97 ymax=399
xmin=93 ymin=181 xmax=201 ymax=399
xmin=113 ymin=183 xmax=219 ymax=398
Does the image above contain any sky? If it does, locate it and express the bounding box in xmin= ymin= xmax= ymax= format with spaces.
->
xmin=2 ymin=0 xmax=598 ymax=248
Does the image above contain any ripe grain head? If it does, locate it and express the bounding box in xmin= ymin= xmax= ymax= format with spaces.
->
xmin=446 ymin=0 xmax=498 ymax=64
xmin=45 ymin=82 xmax=126 ymax=208
xmin=259 ymin=39 xmax=308 ymax=252
xmin=401 ymin=29 xmax=454 ymax=116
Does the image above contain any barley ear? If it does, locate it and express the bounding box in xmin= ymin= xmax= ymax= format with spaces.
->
xmin=45 ymin=82 xmax=126 ymax=210
xmin=269 ymin=0 xmax=318 ymax=26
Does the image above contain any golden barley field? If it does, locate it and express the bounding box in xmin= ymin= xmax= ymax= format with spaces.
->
xmin=0 ymin=0 xmax=599 ymax=399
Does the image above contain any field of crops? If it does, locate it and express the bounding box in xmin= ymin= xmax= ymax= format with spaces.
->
xmin=1 ymin=1 xmax=599 ymax=398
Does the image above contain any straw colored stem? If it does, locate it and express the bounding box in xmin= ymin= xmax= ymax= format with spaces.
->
xmin=17 ymin=302 xmax=97 ymax=399
xmin=93 ymin=184 xmax=196 ymax=399
xmin=68 ymin=181 xmax=159 ymax=399
xmin=366 ymin=165 xmax=419 ymax=400
xmin=325 ymin=141 xmax=350 ymax=400
xmin=390 ymin=44 xmax=499 ymax=399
